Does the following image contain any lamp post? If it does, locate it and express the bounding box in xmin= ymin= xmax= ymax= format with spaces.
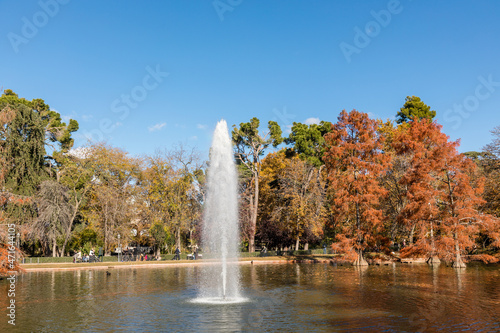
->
xmin=118 ymin=234 xmax=122 ymax=262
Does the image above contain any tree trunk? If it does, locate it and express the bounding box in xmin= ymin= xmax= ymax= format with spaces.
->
xmin=52 ymin=238 xmax=57 ymax=257
xmin=176 ymin=225 xmax=181 ymax=250
xmin=452 ymin=236 xmax=466 ymax=268
xmin=295 ymin=237 xmax=300 ymax=251
xmin=61 ymin=202 xmax=79 ymax=257
xmin=104 ymin=216 xmax=109 ymax=256
xmin=427 ymin=220 xmax=441 ymax=265
xmin=409 ymin=224 xmax=416 ymax=245
xmin=353 ymin=250 xmax=368 ymax=266
xmin=249 ymin=171 xmax=259 ymax=253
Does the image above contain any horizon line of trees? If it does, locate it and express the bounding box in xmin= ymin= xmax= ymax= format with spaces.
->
xmin=1 ymin=91 xmax=499 ymax=274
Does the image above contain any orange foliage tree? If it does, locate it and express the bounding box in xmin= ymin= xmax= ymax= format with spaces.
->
xmin=324 ymin=110 xmax=389 ymax=265
xmin=392 ymin=119 xmax=452 ymax=261
xmin=435 ymin=151 xmax=487 ymax=267
xmin=394 ymin=119 xmax=495 ymax=267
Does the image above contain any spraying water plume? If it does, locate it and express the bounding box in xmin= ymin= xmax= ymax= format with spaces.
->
xmin=194 ymin=119 xmax=245 ymax=304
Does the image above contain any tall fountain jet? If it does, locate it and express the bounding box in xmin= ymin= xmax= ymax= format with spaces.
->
xmin=197 ymin=119 xmax=242 ymax=303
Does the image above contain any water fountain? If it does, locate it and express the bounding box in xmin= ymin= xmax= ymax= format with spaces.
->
xmin=193 ymin=119 xmax=246 ymax=304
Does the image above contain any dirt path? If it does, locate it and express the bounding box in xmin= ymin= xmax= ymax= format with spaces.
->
xmin=19 ymin=256 xmax=303 ymax=272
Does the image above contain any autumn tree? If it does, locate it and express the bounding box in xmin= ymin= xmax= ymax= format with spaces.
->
xmin=473 ymin=127 xmax=500 ymax=252
xmin=396 ymin=96 xmax=436 ymax=124
xmin=323 ymin=110 xmax=389 ymax=265
xmin=435 ymin=151 xmax=486 ymax=267
xmin=277 ymin=155 xmax=326 ymax=250
xmin=57 ymin=149 xmax=93 ymax=256
xmin=394 ymin=119 xmax=497 ymax=267
xmin=142 ymin=146 xmax=204 ymax=252
xmin=33 ymin=180 xmax=73 ymax=257
xmin=83 ymin=143 xmax=142 ymax=255
xmin=377 ymin=120 xmax=412 ymax=248
xmin=258 ymin=150 xmax=290 ymax=249
xmin=480 ymin=126 xmax=500 ymax=218
xmin=232 ymin=118 xmax=282 ymax=252
xmin=392 ymin=119 xmax=452 ymax=263
xmin=167 ymin=146 xmax=204 ymax=250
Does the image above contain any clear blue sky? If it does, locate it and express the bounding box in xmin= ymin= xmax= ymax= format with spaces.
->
xmin=1 ymin=0 xmax=499 ymax=158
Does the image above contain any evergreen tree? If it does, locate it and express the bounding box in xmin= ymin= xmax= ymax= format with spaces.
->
xmin=396 ymin=96 xmax=436 ymax=124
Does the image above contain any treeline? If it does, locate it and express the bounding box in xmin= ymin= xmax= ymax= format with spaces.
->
xmin=0 ymin=90 xmax=205 ymax=265
xmin=234 ymin=96 xmax=500 ymax=267
xmin=0 ymin=91 xmax=499 ymax=269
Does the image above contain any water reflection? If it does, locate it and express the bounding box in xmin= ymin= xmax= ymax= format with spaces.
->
xmin=1 ymin=264 xmax=499 ymax=332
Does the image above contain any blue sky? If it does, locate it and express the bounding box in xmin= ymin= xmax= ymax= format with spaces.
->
xmin=1 ymin=0 xmax=500 ymax=159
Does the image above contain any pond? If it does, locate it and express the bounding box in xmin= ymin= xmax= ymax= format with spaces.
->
xmin=1 ymin=263 xmax=499 ymax=332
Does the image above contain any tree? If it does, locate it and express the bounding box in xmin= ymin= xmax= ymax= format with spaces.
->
xmin=83 ymin=143 xmax=141 ymax=255
xmin=393 ymin=119 xmax=497 ymax=267
xmin=232 ymin=118 xmax=282 ymax=252
xmin=378 ymin=120 xmax=411 ymax=248
xmin=473 ymin=128 xmax=500 ymax=252
xmin=142 ymin=146 xmax=204 ymax=251
xmin=33 ymin=180 xmax=72 ymax=257
xmin=0 ymin=243 xmax=24 ymax=277
xmin=285 ymin=120 xmax=332 ymax=245
xmin=277 ymin=155 xmax=326 ymax=250
xmin=258 ymin=150 xmax=326 ymax=251
xmin=57 ymin=150 xmax=93 ymax=256
xmin=149 ymin=221 xmax=168 ymax=256
xmin=435 ymin=152 xmax=485 ymax=267
xmin=285 ymin=121 xmax=332 ymax=167
xmin=392 ymin=119 xmax=452 ymax=262
xmin=258 ymin=150 xmax=291 ymax=249
xmin=323 ymin=110 xmax=389 ymax=265
xmin=0 ymin=90 xmax=79 ymax=195
xmin=1 ymin=93 xmax=47 ymax=196
xmin=396 ymin=96 xmax=436 ymax=124
xmin=0 ymin=90 xmax=79 ymax=257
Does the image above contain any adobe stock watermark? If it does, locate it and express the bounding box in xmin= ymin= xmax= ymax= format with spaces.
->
xmin=83 ymin=65 xmax=169 ymax=142
xmin=272 ymin=106 xmax=296 ymax=135
xmin=6 ymin=224 xmax=18 ymax=326
xmin=444 ymin=75 xmax=499 ymax=130
xmin=339 ymin=0 xmax=405 ymax=63
xmin=213 ymin=0 xmax=242 ymax=21
xmin=7 ymin=0 xmax=70 ymax=54
xmin=244 ymin=293 xmax=281 ymax=329
xmin=407 ymin=296 xmax=445 ymax=332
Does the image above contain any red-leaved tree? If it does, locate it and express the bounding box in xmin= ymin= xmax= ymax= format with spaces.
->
xmin=394 ymin=119 xmax=494 ymax=267
xmin=324 ymin=110 xmax=389 ymax=265
xmin=393 ymin=119 xmax=452 ymax=262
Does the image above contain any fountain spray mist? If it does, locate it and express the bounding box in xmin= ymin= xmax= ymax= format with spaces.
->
xmin=198 ymin=119 xmax=241 ymax=302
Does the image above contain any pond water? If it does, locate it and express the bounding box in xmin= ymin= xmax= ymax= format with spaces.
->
xmin=1 ymin=263 xmax=499 ymax=332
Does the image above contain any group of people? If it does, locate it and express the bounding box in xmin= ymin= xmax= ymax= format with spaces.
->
xmin=138 ymin=253 xmax=161 ymax=261
xmin=73 ymin=248 xmax=102 ymax=263
xmin=172 ymin=246 xmax=200 ymax=260
xmin=73 ymin=246 xmax=201 ymax=262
